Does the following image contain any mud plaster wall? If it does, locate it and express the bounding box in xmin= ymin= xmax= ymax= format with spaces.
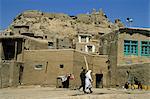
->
xmin=116 ymin=63 xmax=150 ymax=86
xmin=108 ymin=40 xmax=118 ymax=87
xmin=24 ymin=38 xmax=48 ymax=50
xmin=0 ymin=63 xmax=10 ymax=88
xmin=99 ymin=32 xmax=118 ymax=87
xmin=22 ymin=50 xmax=74 ymax=86
xmin=22 ymin=50 xmax=108 ymax=88
xmin=73 ymin=51 xmax=108 ymax=87
xmin=0 ymin=61 xmax=20 ymax=88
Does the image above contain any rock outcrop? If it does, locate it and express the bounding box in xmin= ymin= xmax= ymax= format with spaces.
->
xmin=5 ymin=9 xmax=124 ymax=39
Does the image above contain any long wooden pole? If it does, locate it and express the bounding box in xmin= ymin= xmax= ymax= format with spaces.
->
xmin=84 ymin=56 xmax=89 ymax=70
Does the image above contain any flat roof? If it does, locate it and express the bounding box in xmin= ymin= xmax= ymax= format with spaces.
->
xmin=119 ymin=28 xmax=150 ymax=36
xmin=120 ymin=27 xmax=150 ymax=32
xmin=0 ymin=35 xmax=24 ymax=39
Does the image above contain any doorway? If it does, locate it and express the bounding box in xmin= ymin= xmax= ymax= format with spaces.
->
xmin=19 ymin=65 xmax=24 ymax=85
xmin=95 ymin=74 xmax=103 ymax=88
xmin=2 ymin=39 xmax=15 ymax=60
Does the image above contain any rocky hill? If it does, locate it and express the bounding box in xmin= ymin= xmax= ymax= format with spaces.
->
xmin=5 ymin=9 xmax=124 ymax=39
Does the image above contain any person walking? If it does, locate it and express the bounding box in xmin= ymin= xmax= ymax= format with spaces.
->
xmin=85 ymin=70 xmax=93 ymax=93
xmin=78 ymin=69 xmax=86 ymax=92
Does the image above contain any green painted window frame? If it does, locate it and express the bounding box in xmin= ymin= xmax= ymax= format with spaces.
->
xmin=140 ymin=41 xmax=150 ymax=56
xmin=124 ymin=40 xmax=138 ymax=56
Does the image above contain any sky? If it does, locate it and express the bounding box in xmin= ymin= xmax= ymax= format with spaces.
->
xmin=0 ymin=0 xmax=150 ymax=30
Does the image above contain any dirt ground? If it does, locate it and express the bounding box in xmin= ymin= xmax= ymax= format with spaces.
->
xmin=0 ymin=86 xmax=149 ymax=99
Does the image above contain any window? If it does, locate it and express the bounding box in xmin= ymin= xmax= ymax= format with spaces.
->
xmin=45 ymin=35 xmax=47 ymax=39
xmin=81 ymin=36 xmax=86 ymax=42
xmin=141 ymin=41 xmax=150 ymax=56
xmin=48 ymin=42 xmax=54 ymax=48
xmin=34 ymin=64 xmax=43 ymax=70
xmin=85 ymin=45 xmax=95 ymax=53
xmin=87 ymin=45 xmax=93 ymax=52
xmin=60 ymin=64 xmax=64 ymax=68
xmin=124 ymin=40 xmax=138 ymax=55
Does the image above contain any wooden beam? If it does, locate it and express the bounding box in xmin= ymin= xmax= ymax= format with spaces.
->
xmin=84 ymin=56 xmax=89 ymax=70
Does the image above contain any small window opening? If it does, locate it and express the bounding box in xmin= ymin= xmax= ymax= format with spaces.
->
xmin=81 ymin=36 xmax=86 ymax=42
xmin=48 ymin=42 xmax=54 ymax=48
xmin=49 ymin=18 xmax=53 ymax=20
xmin=60 ymin=64 xmax=64 ymax=68
xmin=35 ymin=64 xmax=43 ymax=70
xmin=87 ymin=45 xmax=93 ymax=52
xmin=45 ymin=36 xmax=47 ymax=39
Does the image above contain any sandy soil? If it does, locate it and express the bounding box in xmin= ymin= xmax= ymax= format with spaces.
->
xmin=0 ymin=86 xmax=149 ymax=99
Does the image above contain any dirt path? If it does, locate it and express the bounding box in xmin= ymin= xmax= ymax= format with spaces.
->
xmin=0 ymin=86 xmax=149 ymax=99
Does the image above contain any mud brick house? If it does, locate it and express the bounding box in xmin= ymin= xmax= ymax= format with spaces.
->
xmin=0 ymin=9 xmax=149 ymax=89
xmin=100 ymin=28 xmax=150 ymax=87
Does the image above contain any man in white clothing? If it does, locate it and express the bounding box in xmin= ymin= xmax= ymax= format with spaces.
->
xmin=85 ymin=70 xmax=93 ymax=93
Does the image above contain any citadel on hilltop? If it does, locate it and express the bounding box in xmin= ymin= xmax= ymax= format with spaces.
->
xmin=0 ymin=9 xmax=149 ymax=89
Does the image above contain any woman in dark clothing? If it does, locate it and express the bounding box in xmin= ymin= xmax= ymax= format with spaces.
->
xmin=65 ymin=74 xmax=71 ymax=88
